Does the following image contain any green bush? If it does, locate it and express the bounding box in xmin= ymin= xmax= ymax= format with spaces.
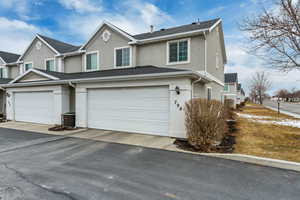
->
xmin=185 ymin=98 xmax=226 ymax=152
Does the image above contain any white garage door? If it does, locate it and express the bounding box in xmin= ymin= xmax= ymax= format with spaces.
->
xmin=14 ymin=91 xmax=54 ymax=124
xmin=87 ymin=86 xmax=169 ymax=136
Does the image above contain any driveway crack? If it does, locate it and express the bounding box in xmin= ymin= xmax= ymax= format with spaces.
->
xmin=2 ymin=163 xmax=77 ymax=200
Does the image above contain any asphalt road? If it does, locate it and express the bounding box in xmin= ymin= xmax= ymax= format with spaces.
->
xmin=264 ymin=99 xmax=300 ymax=116
xmin=0 ymin=128 xmax=299 ymax=200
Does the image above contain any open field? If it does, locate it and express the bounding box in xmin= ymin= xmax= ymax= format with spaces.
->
xmin=234 ymin=103 xmax=300 ymax=163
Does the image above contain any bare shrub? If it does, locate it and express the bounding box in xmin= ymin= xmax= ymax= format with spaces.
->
xmin=185 ymin=98 xmax=226 ymax=152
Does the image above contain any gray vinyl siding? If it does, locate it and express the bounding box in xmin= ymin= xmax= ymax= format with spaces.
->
xmin=64 ymin=55 xmax=82 ymax=73
xmin=22 ymin=38 xmax=56 ymax=70
xmin=206 ymin=24 xmax=225 ymax=82
xmin=8 ymin=65 xmax=20 ymax=78
xmin=193 ymin=82 xmax=223 ymax=101
xmin=84 ymin=24 xmax=130 ymax=70
xmin=136 ymin=35 xmax=205 ymax=72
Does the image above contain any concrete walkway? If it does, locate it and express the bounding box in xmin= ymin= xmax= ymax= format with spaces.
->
xmin=0 ymin=121 xmax=86 ymax=135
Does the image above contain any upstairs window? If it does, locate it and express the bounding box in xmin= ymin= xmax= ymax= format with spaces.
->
xmin=115 ymin=47 xmax=131 ymax=67
xmin=0 ymin=68 xmax=6 ymax=78
xmin=24 ymin=63 xmax=33 ymax=71
xmin=167 ymin=39 xmax=190 ymax=64
xmin=86 ymin=52 xmax=99 ymax=71
xmin=224 ymin=84 xmax=229 ymax=92
xmin=46 ymin=59 xmax=55 ymax=71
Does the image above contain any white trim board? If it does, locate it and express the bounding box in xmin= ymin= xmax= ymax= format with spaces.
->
xmin=10 ymin=68 xmax=59 ymax=84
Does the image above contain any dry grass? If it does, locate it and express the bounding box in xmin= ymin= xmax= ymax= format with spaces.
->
xmin=234 ymin=103 xmax=300 ymax=162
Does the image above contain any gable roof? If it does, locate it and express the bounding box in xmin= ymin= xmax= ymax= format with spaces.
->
xmin=80 ymin=20 xmax=137 ymax=50
xmin=37 ymin=34 xmax=81 ymax=54
xmin=133 ymin=18 xmax=220 ymax=40
xmin=0 ymin=51 xmax=20 ymax=64
xmin=225 ymin=73 xmax=238 ymax=83
xmin=35 ymin=66 xmax=189 ymax=80
xmin=9 ymin=66 xmax=194 ymax=85
xmin=10 ymin=68 xmax=59 ymax=84
xmin=18 ymin=34 xmax=81 ymax=61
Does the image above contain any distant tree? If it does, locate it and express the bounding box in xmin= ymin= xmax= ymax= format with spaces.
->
xmin=240 ymin=0 xmax=300 ymax=71
xmin=276 ymin=89 xmax=290 ymax=100
xmin=249 ymin=72 xmax=272 ymax=104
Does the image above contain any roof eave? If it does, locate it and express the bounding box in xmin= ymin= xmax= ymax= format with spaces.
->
xmin=3 ymin=71 xmax=200 ymax=88
xmin=129 ymin=29 xmax=209 ymax=45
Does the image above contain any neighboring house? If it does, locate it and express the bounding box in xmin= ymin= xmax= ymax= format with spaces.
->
xmin=223 ymin=73 xmax=238 ymax=108
xmin=3 ymin=18 xmax=226 ymax=138
xmin=237 ymin=84 xmax=246 ymax=104
xmin=223 ymin=73 xmax=245 ymax=108
xmin=0 ymin=51 xmax=21 ymax=114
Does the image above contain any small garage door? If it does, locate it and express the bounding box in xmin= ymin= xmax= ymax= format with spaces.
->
xmin=14 ymin=91 xmax=54 ymax=124
xmin=87 ymin=86 xmax=169 ymax=136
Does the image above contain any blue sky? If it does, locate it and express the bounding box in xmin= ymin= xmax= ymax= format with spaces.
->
xmin=0 ymin=0 xmax=299 ymax=94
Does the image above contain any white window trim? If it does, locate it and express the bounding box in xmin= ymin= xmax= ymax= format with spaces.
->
xmin=0 ymin=66 xmax=7 ymax=78
xmin=114 ymin=46 xmax=132 ymax=68
xmin=44 ymin=58 xmax=56 ymax=71
xmin=85 ymin=51 xmax=100 ymax=72
xmin=24 ymin=62 xmax=33 ymax=72
xmin=166 ymin=38 xmax=191 ymax=65
xmin=224 ymin=84 xmax=230 ymax=92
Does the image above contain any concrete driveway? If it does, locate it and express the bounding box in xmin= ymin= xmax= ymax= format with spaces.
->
xmin=0 ymin=128 xmax=299 ymax=200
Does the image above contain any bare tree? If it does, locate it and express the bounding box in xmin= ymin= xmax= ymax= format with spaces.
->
xmin=240 ymin=0 xmax=300 ymax=71
xmin=249 ymin=72 xmax=272 ymax=104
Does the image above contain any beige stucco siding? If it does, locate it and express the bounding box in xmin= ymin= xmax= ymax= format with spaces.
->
xmin=8 ymin=65 xmax=20 ymax=78
xmin=136 ymin=35 xmax=205 ymax=71
xmin=84 ymin=25 xmax=130 ymax=70
xmin=193 ymin=82 xmax=223 ymax=101
xmin=22 ymin=38 xmax=56 ymax=70
xmin=206 ymin=24 xmax=225 ymax=82
xmin=18 ymin=72 xmax=49 ymax=82
xmin=64 ymin=55 xmax=82 ymax=73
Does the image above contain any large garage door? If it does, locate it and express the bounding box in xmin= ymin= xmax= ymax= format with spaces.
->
xmin=14 ymin=91 xmax=54 ymax=124
xmin=87 ymin=86 xmax=169 ymax=136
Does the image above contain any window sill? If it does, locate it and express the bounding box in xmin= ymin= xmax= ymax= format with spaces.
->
xmin=166 ymin=61 xmax=190 ymax=66
xmin=114 ymin=65 xmax=132 ymax=69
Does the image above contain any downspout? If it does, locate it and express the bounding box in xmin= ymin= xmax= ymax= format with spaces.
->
xmin=204 ymin=31 xmax=207 ymax=74
xmin=68 ymin=81 xmax=75 ymax=88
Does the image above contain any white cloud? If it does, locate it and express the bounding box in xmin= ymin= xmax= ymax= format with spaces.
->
xmin=61 ymin=0 xmax=173 ymax=39
xmin=58 ymin=0 xmax=102 ymax=13
xmin=0 ymin=17 xmax=44 ymax=54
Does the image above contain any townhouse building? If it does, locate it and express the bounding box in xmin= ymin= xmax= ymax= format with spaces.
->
xmin=0 ymin=18 xmax=226 ymax=138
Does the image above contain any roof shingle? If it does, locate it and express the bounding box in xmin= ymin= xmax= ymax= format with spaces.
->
xmin=0 ymin=51 xmax=20 ymax=63
xmin=133 ymin=18 xmax=220 ymax=40
xmin=35 ymin=66 xmax=189 ymax=81
xmin=225 ymin=73 xmax=238 ymax=83
xmin=37 ymin=34 xmax=81 ymax=54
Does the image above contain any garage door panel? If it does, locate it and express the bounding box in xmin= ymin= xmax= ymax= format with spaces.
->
xmin=87 ymin=86 xmax=169 ymax=136
xmin=14 ymin=91 xmax=54 ymax=124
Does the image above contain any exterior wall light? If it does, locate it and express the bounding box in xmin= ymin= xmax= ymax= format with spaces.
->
xmin=175 ymin=86 xmax=180 ymax=95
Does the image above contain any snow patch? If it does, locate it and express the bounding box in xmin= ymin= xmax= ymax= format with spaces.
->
xmin=236 ymin=113 xmax=272 ymax=119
